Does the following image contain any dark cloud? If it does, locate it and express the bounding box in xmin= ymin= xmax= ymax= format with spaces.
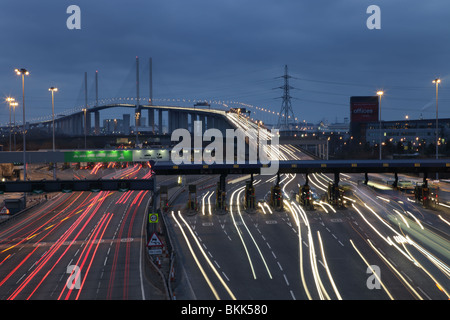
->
xmin=1 ymin=0 xmax=449 ymax=125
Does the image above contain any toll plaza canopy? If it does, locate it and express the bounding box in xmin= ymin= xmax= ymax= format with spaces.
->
xmin=150 ymin=159 xmax=450 ymax=175
xmin=0 ymin=151 xmax=449 ymax=175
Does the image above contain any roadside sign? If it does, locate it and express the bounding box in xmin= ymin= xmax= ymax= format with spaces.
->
xmin=64 ymin=150 xmax=133 ymax=162
xmin=0 ymin=206 xmax=10 ymax=215
xmin=149 ymin=213 xmax=159 ymax=223
xmin=147 ymin=232 xmax=163 ymax=248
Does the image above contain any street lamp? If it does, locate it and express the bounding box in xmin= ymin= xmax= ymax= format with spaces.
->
xmin=48 ymin=87 xmax=58 ymax=151
xmin=432 ymin=78 xmax=441 ymax=180
xmin=49 ymin=87 xmax=58 ymax=180
xmin=377 ymin=90 xmax=384 ymax=160
xmin=82 ymin=108 xmax=87 ymax=149
xmin=432 ymin=78 xmax=440 ymax=160
xmin=15 ymin=68 xmax=29 ymax=181
xmin=10 ymin=102 xmax=18 ymax=150
xmin=5 ymin=97 xmax=15 ymax=151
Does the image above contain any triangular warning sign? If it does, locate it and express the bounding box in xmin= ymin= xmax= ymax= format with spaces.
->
xmin=0 ymin=206 xmax=10 ymax=215
xmin=147 ymin=232 xmax=163 ymax=247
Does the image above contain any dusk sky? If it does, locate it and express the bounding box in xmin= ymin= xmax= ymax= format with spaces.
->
xmin=1 ymin=1 xmax=449 ymax=126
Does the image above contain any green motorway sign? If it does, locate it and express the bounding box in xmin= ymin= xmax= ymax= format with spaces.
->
xmin=64 ymin=150 xmax=133 ymax=162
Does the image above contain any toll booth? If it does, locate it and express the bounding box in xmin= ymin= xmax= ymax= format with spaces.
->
xmin=414 ymin=182 xmax=438 ymax=207
xmin=187 ymin=184 xmax=198 ymax=211
xmin=216 ymin=174 xmax=227 ymax=211
xmin=244 ymin=179 xmax=255 ymax=210
xmin=327 ymin=182 xmax=344 ymax=207
xmin=270 ymin=185 xmax=282 ymax=210
xmin=159 ymin=185 xmax=169 ymax=213
xmin=414 ymin=183 xmax=430 ymax=207
xmin=270 ymin=174 xmax=283 ymax=210
xmin=296 ymin=184 xmax=314 ymax=210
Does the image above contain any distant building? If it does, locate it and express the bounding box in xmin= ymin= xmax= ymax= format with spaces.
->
xmin=318 ymin=118 xmax=349 ymax=134
xmin=365 ymin=118 xmax=450 ymax=146
xmin=349 ymin=96 xmax=379 ymax=142
xmin=123 ymin=114 xmax=130 ymax=135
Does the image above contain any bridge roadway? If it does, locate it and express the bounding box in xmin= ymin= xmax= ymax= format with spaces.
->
xmin=13 ymin=103 xmax=235 ymax=138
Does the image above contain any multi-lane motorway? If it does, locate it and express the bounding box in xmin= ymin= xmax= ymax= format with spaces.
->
xmin=166 ymin=143 xmax=450 ymax=300
xmin=0 ymin=112 xmax=448 ymax=300
xmin=0 ymin=149 xmax=448 ymax=300
xmin=0 ymin=163 xmax=168 ymax=300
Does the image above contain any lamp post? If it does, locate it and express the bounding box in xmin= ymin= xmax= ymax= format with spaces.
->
xmin=432 ymin=78 xmax=440 ymax=160
xmin=432 ymin=78 xmax=441 ymax=180
xmin=15 ymin=68 xmax=29 ymax=181
xmin=83 ymin=108 xmax=87 ymax=149
xmin=377 ymin=90 xmax=384 ymax=160
xmin=49 ymin=87 xmax=58 ymax=151
xmin=257 ymin=120 xmax=263 ymax=159
xmin=11 ymin=102 xmax=18 ymax=150
xmin=5 ymin=97 xmax=15 ymax=151
xmin=49 ymin=87 xmax=58 ymax=180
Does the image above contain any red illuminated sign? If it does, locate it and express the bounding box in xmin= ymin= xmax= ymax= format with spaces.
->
xmin=350 ymin=96 xmax=379 ymax=123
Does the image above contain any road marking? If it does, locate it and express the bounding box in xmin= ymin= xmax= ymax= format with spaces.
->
xmin=283 ymin=274 xmax=290 ymax=286
xmin=290 ymin=290 xmax=296 ymax=300
xmin=277 ymin=261 xmax=283 ymax=271
xmin=401 ymin=270 xmax=412 ymax=283
xmin=417 ymin=286 xmax=431 ymax=300
xmin=16 ymin=273 xmax=26 ymax=284
xmin=318 ymin=259 xmax=326 ymax=269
